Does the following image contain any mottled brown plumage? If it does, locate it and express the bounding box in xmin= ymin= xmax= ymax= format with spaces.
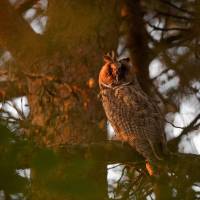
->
xmin=99 ymin=52 xmax=167 ymax=163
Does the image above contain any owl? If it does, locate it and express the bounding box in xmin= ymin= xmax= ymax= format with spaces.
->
xmin=99 ymin=52 xmax=167 ymax=173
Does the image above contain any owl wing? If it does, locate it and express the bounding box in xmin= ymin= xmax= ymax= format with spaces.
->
xmin=112 ymin=86 xmax=167 ymax=161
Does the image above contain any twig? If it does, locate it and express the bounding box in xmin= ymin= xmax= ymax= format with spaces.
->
xmin=117 ymin=166 xmax=126 ymax=184
xmin=155 ymin=10 xmax=193 ymax=21
xmin=107 ymin=164 xmax=123 ymax=170
xmin=169 ymin=113 xmax=200 ymax=150
xmin=161 ymin=0 xmax=194 ymax=15
xmin=193 ymin=122 xmax=200 ymax=130
xmin=147 ymin=22 xmax=189 ymax=32
xmin=165 ymin=120 xmax=185 ymax=129
xmin=179 ymin=113 xmax=200 ymax=136
xmin=151 ymin=68 xmax=170 ymax=81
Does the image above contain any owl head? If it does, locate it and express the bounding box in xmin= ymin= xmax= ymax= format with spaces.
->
xmin=99 ymin=52 xmax=134 ymax=88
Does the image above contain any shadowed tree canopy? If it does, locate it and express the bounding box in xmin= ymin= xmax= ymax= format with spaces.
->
xmin=0 ymin=0 xmax=200 ymax=199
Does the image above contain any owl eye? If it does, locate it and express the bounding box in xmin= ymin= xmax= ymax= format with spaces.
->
xmin=117 ymin=63 xmax=128 ymax=81
xmin=108 ymin=65 xmax=113 ymax=76
xmin=120 ymin=64 xmax=127 ymax=74
xmin=121 ymin=64 xmax=127 ymax=71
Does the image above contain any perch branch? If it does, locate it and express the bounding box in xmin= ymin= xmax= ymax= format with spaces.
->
xmin=6 ymin=140 xmax=200 ymax=167
xmin=1 ymin=139 xmax=200 ymax=182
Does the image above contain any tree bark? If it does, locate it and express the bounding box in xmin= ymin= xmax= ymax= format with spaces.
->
xmin=122 ymin=0 xmax=151 ymax=94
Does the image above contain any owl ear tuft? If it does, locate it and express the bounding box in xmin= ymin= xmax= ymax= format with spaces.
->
xmin=111 ymin=50 xmax=117 ymax=61
xmin=103 ymin=55 xmax=112 ymax=63
xmin=104 ymin=51 xmax=117 ymax=63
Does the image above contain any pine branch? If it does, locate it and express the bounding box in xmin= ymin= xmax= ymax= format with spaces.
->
xmin=147 ymin=22 xmax=190 ymax=32
xmin=161 ymin=0 xmax=194 ymax=15
xmin=155 ymin=10 xmax=193 ymax=21
xmin=169 ymin=113 xmax=200 ymax=151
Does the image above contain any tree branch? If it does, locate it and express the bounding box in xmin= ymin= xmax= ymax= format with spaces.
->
xmin=151 ymin=68 xmax=170 ymax=81
xmin=1 ymin=136 xmax=200 ymax=183
xmin=9 ymin=141 xmax=144 ymax=169
xmin=58 ymin=141 xmax=144 ymax=163
xmin=161 ymin=0 xmax=194 ymax=15
xmin=169 ymin=113 xmax=200 ymax=151
xmin=147 ymin=22 xmax=190 ymax=32
xmin=155 ymin=10 xmax=193 ymax=21
xmin=149 ymin=32 xmax=191 ymax=59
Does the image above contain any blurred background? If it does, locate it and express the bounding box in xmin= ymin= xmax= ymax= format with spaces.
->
xmin=0 ymin=0 xmax=199 ymax=199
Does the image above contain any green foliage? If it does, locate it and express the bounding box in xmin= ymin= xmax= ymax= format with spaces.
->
xmin=31 ymin=148 xmax=59 ymax=173
xmin=0 ymin=123 xmax=28 ymax=195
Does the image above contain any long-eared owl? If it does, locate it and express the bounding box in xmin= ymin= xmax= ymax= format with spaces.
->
xmin=99 ymin=52 xmax=167 ymax=164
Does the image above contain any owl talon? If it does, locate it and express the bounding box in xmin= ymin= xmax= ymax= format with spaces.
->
xmin=146 ymin=161 xmax=154 ymax=176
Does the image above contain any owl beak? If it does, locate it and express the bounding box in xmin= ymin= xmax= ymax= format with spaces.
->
xmin=116 ymin=74 xmax=119 ymax=82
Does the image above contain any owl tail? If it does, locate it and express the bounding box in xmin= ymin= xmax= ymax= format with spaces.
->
xmin=147 ymin=138 xmax=164 ymax=161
